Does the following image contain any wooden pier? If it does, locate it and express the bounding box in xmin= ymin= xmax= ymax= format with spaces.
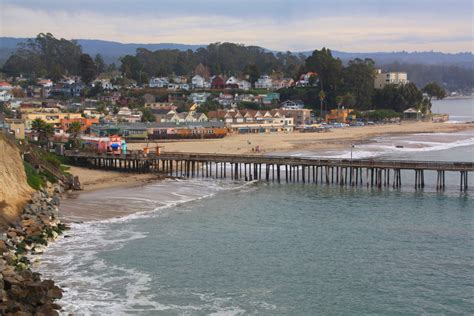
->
xmin=64 ymin=150 xmax=473 ymax=191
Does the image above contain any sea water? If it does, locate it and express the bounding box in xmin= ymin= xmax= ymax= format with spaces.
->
xmin=37 ymin=99 xmax=474 ymax=315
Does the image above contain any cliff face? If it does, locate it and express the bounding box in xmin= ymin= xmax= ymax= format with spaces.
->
xmin=0 ymin=134 xmax=33 ymax=229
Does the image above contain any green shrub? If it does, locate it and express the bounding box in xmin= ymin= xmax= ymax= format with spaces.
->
xmin=24 ymin=162 xmax=45 ymax=189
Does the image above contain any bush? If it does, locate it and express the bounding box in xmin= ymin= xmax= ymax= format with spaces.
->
xmin=24 ymin=162 xmax=45 ymax=190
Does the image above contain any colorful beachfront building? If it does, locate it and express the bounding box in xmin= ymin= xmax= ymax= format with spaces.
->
xmin=80 ymin=135 xmax=126 ymax=154
xmin=90 ymin=122 xmax=227 ymax=140
xmin=325 ymin=108 xmax=355 ymax=123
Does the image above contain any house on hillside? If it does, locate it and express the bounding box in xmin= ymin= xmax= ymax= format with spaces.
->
xmin=189 ymin=92 xmax=211 ymax=104
xmin=149 ymin=77 xmax=169 ymax=88
xmin=211 ymin=76 xmax=225 ymax=89
xmin=262 ymin=92 xmax=280 ymax=105
xmin=0 ymin=82 xmax=13 ymax=91
xmin=296 ymin=72 xmax=318 ymax=87
xmin=280 ymin=100 xmax=305 ymax=110
xmin=273 ymin=78 xmax=294 ymax=90
xmin=191 ymin=75 xmax=205 ymax=89
xmin=0 ymin=90 xmax=13 ymax=102
xmin=217 ymin=93 xmax=234 ymax=107
xmin=225 ymin=76 xmax=239 ymax=89
xmin=238 ymin=80 xmax=251 ymax=91
xmin=254 ymin=75 xmax=273 ymax=89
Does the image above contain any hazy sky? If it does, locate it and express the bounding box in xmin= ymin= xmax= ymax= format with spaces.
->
xmin=1 ymin=0 xmax=472 ymax=52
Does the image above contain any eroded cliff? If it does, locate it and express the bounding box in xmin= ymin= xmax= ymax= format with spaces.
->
xmin=0 ymin=134 xmax=33 ymax=229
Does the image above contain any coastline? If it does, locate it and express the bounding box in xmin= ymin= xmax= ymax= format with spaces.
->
xmin=56 ymin=122 xmax=474 ymax=223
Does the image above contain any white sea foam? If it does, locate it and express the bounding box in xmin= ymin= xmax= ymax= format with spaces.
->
xmin=36 ymin=177 xmax=261 ymax=315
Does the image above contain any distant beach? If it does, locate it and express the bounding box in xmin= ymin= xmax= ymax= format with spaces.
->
xmin=126 ymin=121 xmax=474 ymax=155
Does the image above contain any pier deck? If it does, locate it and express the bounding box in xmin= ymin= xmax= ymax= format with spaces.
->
xmin=65 ymin=150 xmax=473 ymax=191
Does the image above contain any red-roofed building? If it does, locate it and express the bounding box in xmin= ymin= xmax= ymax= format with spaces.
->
xmin=211 ymin=76 xmax=225 ymax=89
xmin=0 ymin=82 xmax=13 ymax=90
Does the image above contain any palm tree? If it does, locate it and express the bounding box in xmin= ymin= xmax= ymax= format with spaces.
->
xmin=319 ymin=90 xmax=326 ymax=120
xmin=67 ymin=121 xmax=82 ymax=148
xmin=31 ymin=118 xmax=54 ymax=145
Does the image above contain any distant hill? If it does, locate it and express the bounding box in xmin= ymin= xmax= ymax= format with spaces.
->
xmin=0 ymin=37 xmax=204 ymax=65
xmin=1 ymin=37 xmax=473 ymax=68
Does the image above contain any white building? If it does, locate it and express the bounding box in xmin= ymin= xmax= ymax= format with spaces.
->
xmin=189 ymin=92 xmax=211 ymax=104
xmin=254 ymin=75 xmax=273 ymax=89
xmin=191 ymin=75 xmax=205 ymax=89
xmin=226 ymin=76 xmax=239 ymax=86
xmin=374 ymin=69 xmax=408 ymax=89
xmin=238 ymin=80 xmax=251 ymax=91
xmin=149 ymin=77 xmax=169 ymax=88
xmin=0 ymin=90 xmax=13 ymax=102
xmin=280 ymin=100 xmax=305 ymax=110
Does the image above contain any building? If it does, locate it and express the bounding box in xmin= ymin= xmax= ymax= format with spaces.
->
xmin=0 ymin=90 xmax=13 ymax=102
xmin=374 ymin=69 xmax=408 ymax=89
xmin=296 ymin=72 xmax=318 ymax=87
xmin=217 ymin=93 xmax=234 ymax=107
xmin=325 ymin=108 xmax=355 ymax=123
xmin=272 ymin=78 xmax=294 ymax=90
xmin=237 ymin=80 xmax=251 ymax=91
xmin=279 ymin=108 xmax=313 ymax=126
xmin=37 ymin=79 xmax=53 ymax=88
xmin=116 ymin=107 xmax=142 ymax=123
xmin=80 ymin=135 xmax=126 ymax=154
xmin=211 ymin=76 xmax=225 ymax=89
xmin=60 ymin=117 xmax=99 ymax=132
xmin=208 ymin=109 xmax=294 ymax=133
xmin=189 ymin=92 xmax=211 ymax=104
xmin=23 ymin=112 xmax=83 ymax=129
xmin=262 ymin=93 xmax=280 ymax=105
xmin=0 ymin=82 xmax=13 ymax=91
xmin=147 ymin=122 xmax=227 ymax=140
xmin=149 ymin=77 xmax=169 ymax=88
xmin=90 ymin=122 xmax=226 ymax=140
xmin=254 ymin=75 xmax=273 ymax=89
xmin=225 ymin=76 xmax=239 ymax=89
xmin=191 ymin=75 xmax=206 ymax=89
xmin=280 ymin=100 xmax=305 ymax=110
xmin=158 ymin=110 xmax=208 ymax=123
xmin=4 ymin=118 xmax=25 ymax=139
xmin=403 ymin=108 xmax=422 ymax=120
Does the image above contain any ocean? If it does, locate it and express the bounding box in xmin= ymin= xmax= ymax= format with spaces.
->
xmin=37 ymin=99 xmax=474 ymax=315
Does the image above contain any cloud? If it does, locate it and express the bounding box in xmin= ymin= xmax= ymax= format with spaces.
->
xmin=0 ymin=1 xmax=472 ymax=52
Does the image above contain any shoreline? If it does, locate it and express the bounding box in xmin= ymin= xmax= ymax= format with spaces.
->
xmin=126 ymin=121 xmax=474 ymax=155
xmin=64 ymin=122 xmax=474 ymax=195
xmin=57 ymin=123 xmax=474 ymax=223
xmin=66 ymin=166 xmax=166 ymax=192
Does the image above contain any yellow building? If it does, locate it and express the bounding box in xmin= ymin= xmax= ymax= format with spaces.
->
xmin=23 ymin=112 xmax=83 ymax=129
xmin=325 ymin=108 xmax=355 ymax=123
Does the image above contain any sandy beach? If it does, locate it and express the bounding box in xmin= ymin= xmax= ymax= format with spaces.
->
xmin=128 ymin=121 xmax=474 ymax=155
xmin=67 ymin=166 xmax=165 ymax=192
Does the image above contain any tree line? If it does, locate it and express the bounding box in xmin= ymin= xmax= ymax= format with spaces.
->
xmin=2 ymin=33 xmax=108 ymax=85
xmin=2 ymin=33 xmax=448 ymax=115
